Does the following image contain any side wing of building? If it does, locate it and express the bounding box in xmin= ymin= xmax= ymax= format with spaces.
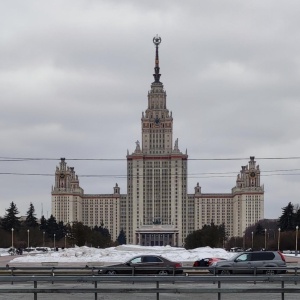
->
xmin=51 ymin=158 xmax=124 ymax=242
xmin=187 ymin=157 xmax=264 ymax=239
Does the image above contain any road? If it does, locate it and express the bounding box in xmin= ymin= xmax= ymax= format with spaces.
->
xmin=0 ymin=254 xmax=298 ymax=299
xmin=0 ymin=280 xmax=298 ymax=300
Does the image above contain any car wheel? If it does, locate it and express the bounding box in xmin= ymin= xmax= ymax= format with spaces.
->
xmin=264 ymin=269 xmax=276 ymax=275
xmin=106 ymin=270 xmax=117 ymax=275
xmin=219 ymin=269 xmax=231 ymax=275
xmin=158 ymin=270 xmax=169 ymax=275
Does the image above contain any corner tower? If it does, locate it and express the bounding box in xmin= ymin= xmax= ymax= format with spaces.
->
xmin=232 ymin=156 xmax=264 ymax=236
xmin=51 ymin=158 xmax=84 ymax=224
xmin=126 ymin=36 xmax=188 ymax=246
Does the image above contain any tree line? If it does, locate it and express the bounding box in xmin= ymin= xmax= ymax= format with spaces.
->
xmin=185 ymin=202 xmax=300 ymax=250
xmin=2 ymin=200 xmax=298 ymax=250
xmin=0 ymin=202 xmax=126 ymax=249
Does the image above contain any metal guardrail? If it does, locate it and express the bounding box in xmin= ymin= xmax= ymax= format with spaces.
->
xmin=1 ymin=265 xmax=300 ymax=276
xmin=0 ymin=276 xmax=300 ymax=300
xmin=0 ymin=273 xmax=299 ymax=300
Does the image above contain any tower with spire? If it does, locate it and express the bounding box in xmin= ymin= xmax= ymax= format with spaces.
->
xmin=126 ymin=36 xmax=188 ymax=245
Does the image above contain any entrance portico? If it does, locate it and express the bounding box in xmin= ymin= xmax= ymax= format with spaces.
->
xmin=136 ymin=225 xmax=179 ymax=247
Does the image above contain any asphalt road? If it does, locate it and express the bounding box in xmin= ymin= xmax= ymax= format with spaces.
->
xmin=0 ymin=281 xmax=298 ymax=300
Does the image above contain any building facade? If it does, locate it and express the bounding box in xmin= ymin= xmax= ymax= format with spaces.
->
xmin=51 ymin=37 xmax=264 ymax=246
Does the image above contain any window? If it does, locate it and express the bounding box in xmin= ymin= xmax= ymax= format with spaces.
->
xmin=142 ymin=256 xmax=162 ymax=263
xmin=236 ymin=253 xmax=251 ymax=262
xmin=251 ymin=252 xmax=275 ymax=261
xmin=130 ymin=257 xmax=142 ymax=264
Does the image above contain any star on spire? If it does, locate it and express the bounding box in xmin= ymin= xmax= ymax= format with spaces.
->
xmin=153 ymin=35 xmax=162 ymax=83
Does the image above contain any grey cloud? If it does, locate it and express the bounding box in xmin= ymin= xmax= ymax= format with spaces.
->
xmin=1 ymin=0 xmax=300 ymax=219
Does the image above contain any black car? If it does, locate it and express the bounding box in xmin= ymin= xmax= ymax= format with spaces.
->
xmin=98 ymin=255 xmax=183 ymax=275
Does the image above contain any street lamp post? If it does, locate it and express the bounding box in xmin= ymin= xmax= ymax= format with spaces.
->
xmin=296 ymin=226 xmax=299 ymax=256
xmin=11 ymin=228 xmax=14 ymax=249
xmin=27 ymin=229 xmax=30 ymax=249
xmin=251 ymin=231 xmax=254 ymax=249
xmin=264 ymin=228 xmax=267 ymax=250
xmin=43 ymin=232 xmax=45 ymax=247
xmin=278 ymin=228 xmax=281 ymax=251
xmin=54 ymin=234 xmax=56 ymax=249
xmin=64 ymin=235 xmax=67 ymax=249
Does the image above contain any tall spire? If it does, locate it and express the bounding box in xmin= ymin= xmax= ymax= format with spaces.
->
xmin=153 ymin=35 xmax=162 ymax=83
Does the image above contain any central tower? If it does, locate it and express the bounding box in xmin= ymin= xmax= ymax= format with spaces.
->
xmin=126 ymin=36 xmax=188 ymax=246
xmin=142 ymin=36 xmax=173 ymax=155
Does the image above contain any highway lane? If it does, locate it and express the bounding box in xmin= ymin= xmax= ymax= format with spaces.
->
xmin=0 ymin=280 xmax=298 ymax=300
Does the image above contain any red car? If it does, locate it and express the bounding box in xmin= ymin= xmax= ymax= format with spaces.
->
xmin=193 ymin=257 xmax=225 ymax=267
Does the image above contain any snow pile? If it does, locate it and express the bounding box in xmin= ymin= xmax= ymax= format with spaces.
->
xmin=9 ymin=245 xmax=234 ymax=264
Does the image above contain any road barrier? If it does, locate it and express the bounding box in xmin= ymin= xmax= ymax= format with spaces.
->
xmin=0 ymin=273 xmax=299 ymax=300
xmin=1 ymin=265 xmax=300 ymax=276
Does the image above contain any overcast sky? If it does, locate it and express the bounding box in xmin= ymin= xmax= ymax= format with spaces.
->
xmin=1 ymin=0 xmax=300 ymax=221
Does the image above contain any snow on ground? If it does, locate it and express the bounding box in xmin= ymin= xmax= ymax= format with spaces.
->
xmin=0 ymin=248 xmax=11 ymax=257
xmin=6 ymin=245 xmax=235 ymax=264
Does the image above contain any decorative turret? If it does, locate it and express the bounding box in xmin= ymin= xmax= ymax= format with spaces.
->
xmin=52 ymin=158 xmax=83 ymax=194
xmin=114 ymin=183 xmax=120 ymax=195
xmin=194 ymin=182 xmax=201 ymax=195
xmin=233 ymin=156 xmax=263 ymax=191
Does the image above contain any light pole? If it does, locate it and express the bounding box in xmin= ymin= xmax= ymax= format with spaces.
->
xmin=27 ymin=229 xmax=30 ymax=249
xmin=43 ymin=232 xmax=45 ymax=247
xmin=278 ymin=228 xmax=281 ymax=251
xmin=64 ymin=235 xmax=67 ymax=249
xmin=251 ymin=231 xmax=254 ymax=249
xmin=11 ymin=228 xmax=14 ymax=249
xmin=264 ymin=228 xmax=267 ymax=250
xmin=54 ymin=234 xmax=56 ymax=249
xmin=296 ymin=226 xmax=299 ymax=256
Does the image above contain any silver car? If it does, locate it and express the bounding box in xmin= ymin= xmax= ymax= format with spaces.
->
xmin=210 ymin=251 xmax=286 ymax=275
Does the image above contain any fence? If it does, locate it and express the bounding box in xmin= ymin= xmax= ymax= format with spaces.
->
xmin=1 ymin=265 xmax=300 ymax=276
xmin=0 ymin=273 xmax=300 ymax=300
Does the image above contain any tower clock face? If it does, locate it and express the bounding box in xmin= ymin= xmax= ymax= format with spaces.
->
xmin=154 ymin=117 xmax=160 ymax=125
xmin=250 ymin=171 xmax=256 ymax=178
xmin=60 ymin=173 xmax=65 ymax=179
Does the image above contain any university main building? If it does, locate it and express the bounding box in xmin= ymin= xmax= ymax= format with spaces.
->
xmin=52 ymin=37 xmax=264 ymax=247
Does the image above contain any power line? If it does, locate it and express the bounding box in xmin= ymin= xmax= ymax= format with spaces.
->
xmin=1 ymin=156 xmax=300 ymax=179
xmin=1 ymin=156 xmax=300 ymax=162
xmin=0 ymin=173 xmax=53 ymax=176
xmin=0 ymin=157 xmax=123 ymax=161
xmin=1 ymin=171 xmax=300 ymax=179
